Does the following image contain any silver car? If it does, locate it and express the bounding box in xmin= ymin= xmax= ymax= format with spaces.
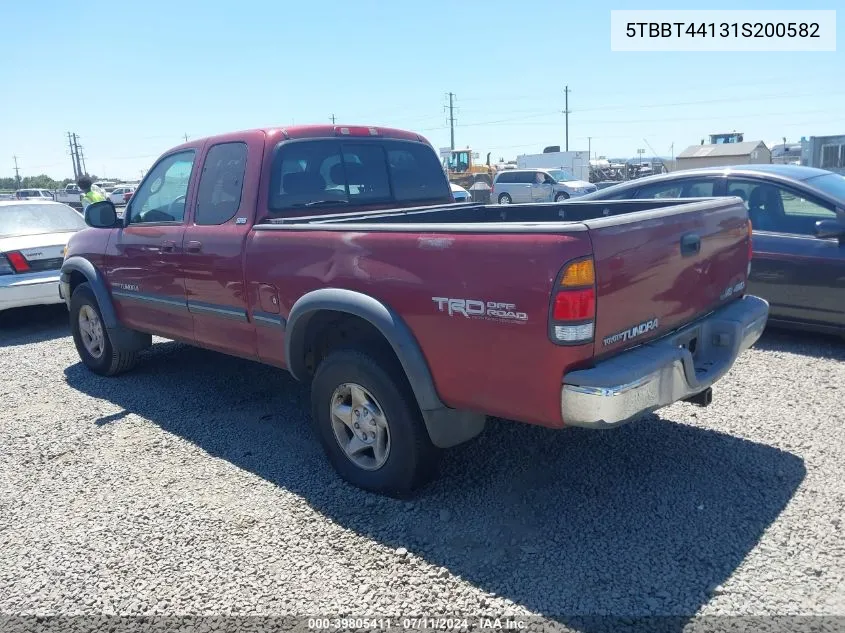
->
xmin=491 ymin=168 xmax=596 ymax=204
xmin=0 ymin=201 xmax=87 ymax=312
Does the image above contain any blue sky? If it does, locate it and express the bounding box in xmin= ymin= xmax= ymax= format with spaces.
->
xmin=1 ymin=0 xmax=842 ymax=180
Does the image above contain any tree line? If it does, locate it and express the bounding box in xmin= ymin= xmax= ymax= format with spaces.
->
xmin=0 ymin=174 xmax=103 ymax=191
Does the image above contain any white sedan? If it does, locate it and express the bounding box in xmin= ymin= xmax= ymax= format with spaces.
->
xmin=108 ymin=186 xmax=135 ymax=205
xmin=450 ymin=183 xmax=471 ymax=202
xmin=0 ymin=201 xmax=87 ymax=312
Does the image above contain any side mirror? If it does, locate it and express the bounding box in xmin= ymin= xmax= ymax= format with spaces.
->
xmin=814 ymin=219 xmax=845 ymax=239
xmin=84 ymin=200 xmax=119 ymax=228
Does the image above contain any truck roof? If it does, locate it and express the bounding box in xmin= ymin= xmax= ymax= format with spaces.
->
xmin=169 ymin=125 xmax=429 ymax=152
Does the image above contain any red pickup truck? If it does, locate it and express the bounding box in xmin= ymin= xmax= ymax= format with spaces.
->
xmin=60 ymin=125 xmax=769 ymax=494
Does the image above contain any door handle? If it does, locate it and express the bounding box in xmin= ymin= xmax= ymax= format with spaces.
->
xmin=161 ymin=239 xmax=177 ymax=253
xmin=186 ymin=240 xmax=203 ymax=253
xmin=680 ymin=233 xmax=701 ymax=257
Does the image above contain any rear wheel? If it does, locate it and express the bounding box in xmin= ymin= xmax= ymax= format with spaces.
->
xmin=70 ymin=283 xmax=138 ymax=376
xmin=554 ymin=192 xmax=570 ymax=202
xmin=310 ymin=348 xmax=438 ymax=495
xmin=498 ymin=193 xmax=512 ymax=204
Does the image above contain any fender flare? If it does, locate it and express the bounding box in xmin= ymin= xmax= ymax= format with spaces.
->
xmin=60 ymin=256 xmax=151 ymax=352
xmin=285 ymin=288 xmax=443 ymax=412
xmin=60 ymin=256 xmax=119 ymax=328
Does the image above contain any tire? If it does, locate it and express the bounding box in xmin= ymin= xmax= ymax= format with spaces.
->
xmin=70 ymin=282 xmax=139 ymax=376
xmin=498 ymin=193 xmax=512 ymax=204
xmin=554 ymin=192 xmax=570 ymax=202
xmin=310 ymin=347 xmax=438 ymax=495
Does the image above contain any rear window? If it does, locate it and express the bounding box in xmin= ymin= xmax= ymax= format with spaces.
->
xmin=268 ymin=139 xmax=449 ymax=213
xmin=0 ymin=203 xmax=86 ymax=237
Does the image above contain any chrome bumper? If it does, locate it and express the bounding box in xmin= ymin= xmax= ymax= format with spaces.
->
xmin=0 ymin=271 xmax=63 ymax=311
xmin=561 ymin=295 xmax=769 ymax=429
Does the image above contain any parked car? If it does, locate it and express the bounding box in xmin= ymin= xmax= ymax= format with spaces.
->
xmin=15 ymin=189 xmax=55 ymax=201
xmin=491 ymin=168 xmax=596 ymax=204
xmin=0 ymin=201 xmax=87 ymax=312
xmin=580 ymin=165 xmax=845 ymax=337
xmin=60 ymin=124 xmax=766 ymax=494
xmin=450 ymin=183 xmax=471 ymax=202
xmin=108 ymin=185 xmax=135 ymax=205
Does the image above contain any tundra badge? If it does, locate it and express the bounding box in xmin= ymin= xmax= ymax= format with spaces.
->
xmin=603 ymin=318 xmax=659 ymax=346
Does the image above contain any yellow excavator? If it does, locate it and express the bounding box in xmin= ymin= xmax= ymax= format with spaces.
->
xmin=443 ymin=149 xmax=496 ymax=189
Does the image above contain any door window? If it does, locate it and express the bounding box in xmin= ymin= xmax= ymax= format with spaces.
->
xmin=195 ymin=142 xmax=248 ymax=225
xmin=128 ymin=150 xmax=196 ymax=224
xmin=727 ymin=178 xmax=837 ymax=235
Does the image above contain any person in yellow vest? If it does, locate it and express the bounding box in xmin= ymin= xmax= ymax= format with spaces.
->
xmin=78 ymin=175 xmax=106 ymax=211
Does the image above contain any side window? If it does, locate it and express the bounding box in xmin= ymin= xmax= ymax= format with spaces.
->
xmin=129 ymin=150 xmax=195 ymax=224
xmin=495 ymin=173 xmax=513 ymax=184
xmin=683 ymin=180 xmax=715 ymax=197
xmin=386 ymin=143 xmax=450 ymax=202
xmin=515 ymin=172 xmax=534 ymax=184
xmin=633 ymin=181 xmax=684 ymax=199
xmin=728 ymin=178 xmax=836 ymax=235
xmin=195 ymin=142 xmax=248 ymax=225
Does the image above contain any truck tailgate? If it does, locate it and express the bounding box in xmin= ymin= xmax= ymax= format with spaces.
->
xmin=586 ymin=199 xmax=750 ymax=357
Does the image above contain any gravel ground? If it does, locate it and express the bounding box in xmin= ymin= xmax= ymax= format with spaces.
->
xmin=1 ymin=305 xmax=844 ymax=630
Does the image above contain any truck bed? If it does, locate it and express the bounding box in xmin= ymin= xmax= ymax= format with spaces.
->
xmin=261 ymin=198 xmax=700 ymax=228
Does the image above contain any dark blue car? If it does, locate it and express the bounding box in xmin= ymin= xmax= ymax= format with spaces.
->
xmin=580 ymin=165 xmax=845 ymax=337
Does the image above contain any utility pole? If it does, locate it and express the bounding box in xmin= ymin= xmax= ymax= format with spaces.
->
xmin=184 ymin=133 xmax=189 ymax=142
xmin=330 ymin=114 xmax=336 ymax=124
xmin=68 ymin=132 xmax=79 ymax=180
xmin=71 ymin=133 xmax=83 ymax=177
xmin=13 ymin=155 xmax=21 ymax=188
xmin=446 ymin=92 xmax=456 ymax=150
xmin=587 ymin=137 xmax=591 ymax=159
xmin=563 ymin=85 xmax=571 ymax=152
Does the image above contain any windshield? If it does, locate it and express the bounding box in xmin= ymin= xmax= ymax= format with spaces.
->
xmin=547 ymin=169 xmax=574 ymax=182
xmin=0 ymin=203 xmax=87 ymax=237
xmin=806 ymin=173 xmax=845 ymax=202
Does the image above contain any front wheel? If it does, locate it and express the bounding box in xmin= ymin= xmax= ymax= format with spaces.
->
xmin=498 ymin=193 xmax=512 ymax=204
xmin=310 ymin=348 xmax=438 ymax=495
xmin=70 ymin=282 xmax=138 ymax=376
xmin=554 ymin=192 xmax=570 ymax=202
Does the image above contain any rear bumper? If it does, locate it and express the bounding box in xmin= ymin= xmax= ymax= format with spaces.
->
xmin=561 ymin=295 xmax=769 ymax=429
xmin=0 ymin=271 xmax=63 ymax=311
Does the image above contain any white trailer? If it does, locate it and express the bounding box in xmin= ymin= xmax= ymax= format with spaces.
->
xmin=516 ymin=151 xmax=590 ymax=182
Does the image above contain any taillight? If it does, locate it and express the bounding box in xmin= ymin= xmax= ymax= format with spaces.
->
xmin=5 ymin=251 xmax=30 ymax=273
xmin=549 ymin=257 xmax=596 ymax=344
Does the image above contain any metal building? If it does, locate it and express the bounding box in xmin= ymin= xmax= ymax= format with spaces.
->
xmin=804 ymin=134 xmax=845 ymax=175
xmin=674 ymin=141 xmax=771 ymax=171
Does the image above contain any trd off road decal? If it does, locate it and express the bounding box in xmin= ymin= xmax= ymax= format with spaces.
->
xmin=602 ymin=318 xmax=659 ymax=346
xmin=432 ymin=297 xmax=527 ymax=323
